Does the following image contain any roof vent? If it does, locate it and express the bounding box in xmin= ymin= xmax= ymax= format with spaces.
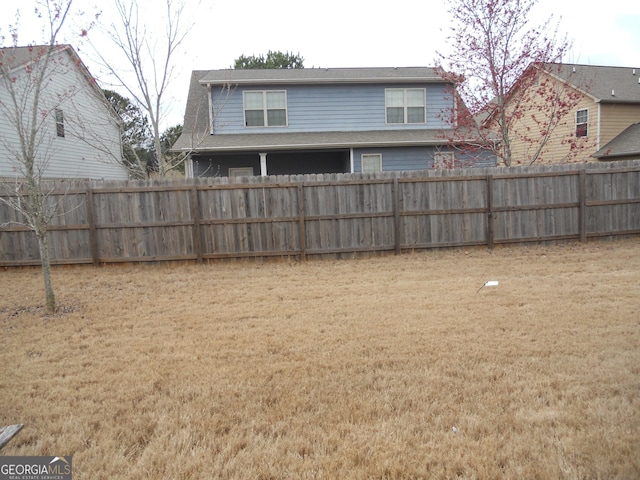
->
xmin=572 ymin=66 xmax=576 ymax=73
xmin=633 ymin=69 xmax=637 ymax=75
xmin=611 ymin=89 xmax=615 ymax=96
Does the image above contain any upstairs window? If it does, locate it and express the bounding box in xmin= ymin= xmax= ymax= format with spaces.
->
xmin=55 ymin=109 xmax=65 ymax=137
xmin=244 ymin=90 xmax=287 ymax=127
xmin=576 ymin=109 xmax=588 ymax=137
xmin=385 ymin=88 xmax=426 ymax=124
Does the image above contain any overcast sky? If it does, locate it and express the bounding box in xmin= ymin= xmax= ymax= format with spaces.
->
xmin=5 ymin=0 xmax=640 ymax=128
xmin=183 ymin=0 xmax=640 ymax=69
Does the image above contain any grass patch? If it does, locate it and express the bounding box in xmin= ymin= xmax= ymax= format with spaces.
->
xmin=1 ymin=240 xmax=639 ymax=479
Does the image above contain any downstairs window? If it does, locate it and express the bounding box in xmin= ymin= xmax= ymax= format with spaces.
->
xmin=362 ymin=154 xmax=382 ymax=173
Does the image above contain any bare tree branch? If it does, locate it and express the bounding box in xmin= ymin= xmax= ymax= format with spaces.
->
xmin=86 ymin=0 xmax=194 ymax=177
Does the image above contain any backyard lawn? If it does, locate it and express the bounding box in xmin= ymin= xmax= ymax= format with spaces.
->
xmin=1 ymin=239 xmax=639 ymax=479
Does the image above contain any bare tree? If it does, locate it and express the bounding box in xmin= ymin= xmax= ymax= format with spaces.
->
xmin=0 ymin=1 xmax=78 ymax=313
xmin=87 ymin=0 xmax=194 ymax=177
xmin=437 ymin=0 xmax=577 ymax=166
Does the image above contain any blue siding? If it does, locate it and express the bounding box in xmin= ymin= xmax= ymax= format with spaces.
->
xmin=353 ymin=147 xmax=496 ymax=172
xmin=455 ymin=149 xmax=496 ymax=168
xmin=212 ymin=83 xmax=453 ymax=134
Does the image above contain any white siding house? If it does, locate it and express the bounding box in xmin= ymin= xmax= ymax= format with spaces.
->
xmin=0 ymin=44 xmax=128 ymax=180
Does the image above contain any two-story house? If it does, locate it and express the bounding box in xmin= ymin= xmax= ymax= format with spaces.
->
xmin=172 ymin=67 xmax=496 ymax=177
xmin=0 ymin=44 xmax=128 ymax=180
xmin=483 ymin=63 xmax=640 ymax=165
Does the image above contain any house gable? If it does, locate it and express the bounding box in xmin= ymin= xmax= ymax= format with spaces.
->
xmin=512 ymin=70 xmax=598 ymax=164
xmin=484 ymin=63 xmax=640 ymax=165
xmin=547 ymin=64 xmax=640 ymax=104
xmin=0 ymin=45 xmax=127 ymax=180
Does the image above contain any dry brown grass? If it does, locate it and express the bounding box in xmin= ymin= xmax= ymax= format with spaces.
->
xmin=1 ymin=239 xmax=639 ymax=479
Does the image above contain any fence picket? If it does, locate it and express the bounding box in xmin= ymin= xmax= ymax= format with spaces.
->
xmin=1 ymin=161 xmax=639 ymax=265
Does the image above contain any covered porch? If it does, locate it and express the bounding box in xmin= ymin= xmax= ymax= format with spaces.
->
xmin=189 ymin=150 xmax=351 ymax=178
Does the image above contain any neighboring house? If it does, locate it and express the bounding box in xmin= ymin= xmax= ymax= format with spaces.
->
xmin=172 ymin=67 xmax=495 ymax=177
xmin=0 ymin=44 xmax=128 ymax=180
xmin=484 ymin=63 xmax=640 ymax=165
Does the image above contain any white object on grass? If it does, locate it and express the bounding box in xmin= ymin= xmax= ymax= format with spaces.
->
xmin=477 ymin=280 xmax=499 ymax=293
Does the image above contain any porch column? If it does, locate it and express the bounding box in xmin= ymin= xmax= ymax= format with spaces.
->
xmin=185 ymin=154 xmax=194 ymax=178
xmin=259 ymin=152 xmax=268 ymax=176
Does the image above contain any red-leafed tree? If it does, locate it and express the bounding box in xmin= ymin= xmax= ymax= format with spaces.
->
xmin=437 ymin=0 xmax=583 ymax=166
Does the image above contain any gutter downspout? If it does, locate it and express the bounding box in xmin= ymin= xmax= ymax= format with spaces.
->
xmin=597 ymin=102 xmax=601 ymax=151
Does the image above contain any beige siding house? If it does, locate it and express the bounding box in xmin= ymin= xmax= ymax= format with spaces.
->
xmin=485 ymin=63 xmax=640 ymax=165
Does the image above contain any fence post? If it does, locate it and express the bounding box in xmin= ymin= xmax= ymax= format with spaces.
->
xmin=85 ymin=187 xmax=99 ymax=266
xmin=190 ymin=185 xmax=203 ymax=263
xmin=393 ymin=177 xmax=401 ymax=255
xmin=579 ymin=168 xmax=587 ymax=243
xmin=486 ymin=174 xmax=494 ymax=250
xmin=297 ymin=184 xmax=306 ymax=261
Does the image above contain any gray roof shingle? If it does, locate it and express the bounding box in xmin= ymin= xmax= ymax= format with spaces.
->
xmin=198 ymin=67 xmax=443 ymax=86
xmin=174 ymin=129 xmax=454 ymax=153
xmin=543 ymin=63 xmax=640 ymax=103
xmin=1 ymin=44 xmax=79 ymax=74
xmin=592 ymin=123 xmax=640 ymax=159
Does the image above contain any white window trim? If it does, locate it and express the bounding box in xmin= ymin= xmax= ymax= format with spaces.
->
xmin=229 ymin=167 xmax=254 ymax=177
xmin=576 ymin=108 xmax=588 ymax=138
xmin=243 ymin=90 xmax=288 ymax=128
xmin=361 ymin=154 xmax=382 ymax=173
xmin=385 ymin=88 xmax=427 ymax=125
xmin=434 ymin=152 xmax=455 ymax=169
xmin=54 ymin=108 xmax=65 ymax=138
xmin=596 ymin=104 xmax=601 ymax=150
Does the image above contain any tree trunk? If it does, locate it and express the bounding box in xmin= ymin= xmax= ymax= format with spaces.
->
xmin=502 ymin=138 xmax=512 ymax=167
xmin=36 ymin=229 xmax=56 ymax=314
xmin=499 ymin=106 xmax=512 ymax=167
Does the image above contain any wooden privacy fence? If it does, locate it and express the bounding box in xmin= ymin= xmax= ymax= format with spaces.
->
xmin=1 ymin=161 xmax=639 ymax=266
